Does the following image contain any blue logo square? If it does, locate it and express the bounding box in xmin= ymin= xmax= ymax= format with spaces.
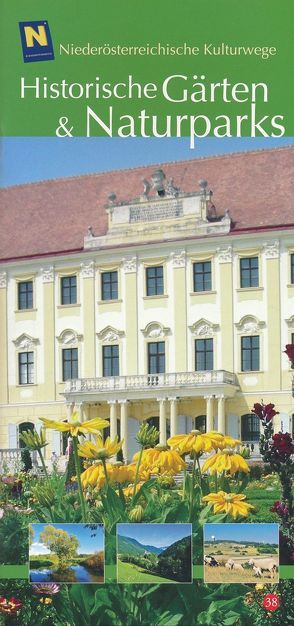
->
xmin=19 ymin=21 xmax=54 ymax=62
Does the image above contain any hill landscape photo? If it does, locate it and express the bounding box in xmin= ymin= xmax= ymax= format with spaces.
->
xmin=117 ymin=523 xmax=192 ymax=583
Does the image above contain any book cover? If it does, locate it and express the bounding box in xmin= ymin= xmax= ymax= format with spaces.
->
xmin=0 ymin=1 xmax=293 ymax=624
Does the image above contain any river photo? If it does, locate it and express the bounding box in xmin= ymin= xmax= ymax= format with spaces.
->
xmin=29 ymin=523 xmax=105 ymax=584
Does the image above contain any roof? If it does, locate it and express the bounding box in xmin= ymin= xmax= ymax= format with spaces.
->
xmin=0 ymin=146 xmax=293 ymax=262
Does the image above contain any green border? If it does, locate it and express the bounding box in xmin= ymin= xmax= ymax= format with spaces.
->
xmin=0 ymin=563 xmax=292 ymax=581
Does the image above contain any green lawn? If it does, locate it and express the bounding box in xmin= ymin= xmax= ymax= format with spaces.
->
xmin=117 ymin=560 xmax=177 ymax=583
xmin=244 ymin=483 xmax=281 ymax=522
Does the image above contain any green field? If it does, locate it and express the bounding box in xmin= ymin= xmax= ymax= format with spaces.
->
xmin=117 ymin=559 xmax=177 ymax=583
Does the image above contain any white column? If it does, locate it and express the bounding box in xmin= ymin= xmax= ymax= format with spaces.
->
xmin=66 ymin=402 xmax=74 ymax=421
xmin=120 ymin=400 xmax=128 ymax=462
xmin=75 ymin=401 xmax=84 ymax=421
xmin=108 ymin=400 xmax=117 ymax=440
xmin=158 ymin=398 xmax=167 ymax=445
xmin=205 ymin=395 xmax=214 ymax=432
xmin=169 ymin=397 xmax=178 ymax=437
xmin=217 ymin=395 xmax=226 ymax=434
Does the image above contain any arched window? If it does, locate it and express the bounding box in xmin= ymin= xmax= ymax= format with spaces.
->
xmin=147 ymin=416 xmax=170 ymax=440
xmin=195 ymin=415 xmax=206 ymax=433
xmin=18 ymin=422 xmax=35 ymax=448
xmin=241 ymin=414 xmax=260 ymax=442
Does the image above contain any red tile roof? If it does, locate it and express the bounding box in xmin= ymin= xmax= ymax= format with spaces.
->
xmin=0 ymin=146 xmax=293 ymax=262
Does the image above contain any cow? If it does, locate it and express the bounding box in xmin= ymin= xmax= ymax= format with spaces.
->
xmin=204 ymin=555 xmax=219 ymax=567
xmin=248 ymin=558 xmax=277 ymax=579
xmin=225 ymin=559 xmax=243 ymax=571
xmin=252 ymin=565 xmax=262 ymax=577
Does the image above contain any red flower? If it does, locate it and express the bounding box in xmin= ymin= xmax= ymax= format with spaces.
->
xmin=0 ymin=596 xmax=22 ymax=614
xmin=252 ymin=402 xmax=279 ymax=422
xmin=271 ymin=500 xmax=289 ymax=516
xmin=272 ymin=432 xmax=294 ymax=456
xmin=284 ymin=344 xmax=294 ymax=365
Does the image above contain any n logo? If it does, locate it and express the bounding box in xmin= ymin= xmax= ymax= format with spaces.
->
xmin=19 ymin=21 xmax=54 ymax=62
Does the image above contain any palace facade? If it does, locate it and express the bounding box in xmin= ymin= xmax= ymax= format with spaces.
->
xmin=0 ymin=146 xmax=293 ymax=462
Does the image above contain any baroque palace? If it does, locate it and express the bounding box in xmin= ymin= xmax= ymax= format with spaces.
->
xmin=0 ymin=146 xmax=293 ymax=463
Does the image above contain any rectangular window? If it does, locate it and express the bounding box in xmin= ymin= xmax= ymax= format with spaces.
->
xmin=146 ymin=266 xmax=164 ymax=296
xmin=18 ymin=281 xmax=33 ymax=310
xmin=195 ymin=338 xmax=213 ymax=371
xmin=148 ymin=341 xmax=165 ymax=374
xmin=240 ymin=257 xmax=259 ymax=288
xmin=193 ymin=261 xmax=212 ymax=292
xmin=291 ymin=254 xmax=294 ymax=284
xmin=61 ymin=276 xmax=77 ymax=305
xmin=62 ymin=348 xmax=78 ymax=381
xmin=103 ymin=345 xmax=119 ymax=376
xmin=101 ymin=271 xmax=118 ymax=301
xmin=18 ymin=352 xmax=34 ymax=384
xmin=241 ymin=335 xmax=260 ymax=371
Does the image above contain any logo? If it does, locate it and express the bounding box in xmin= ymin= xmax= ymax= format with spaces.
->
xmin=19 ymin=21 xmax=54 ymax=62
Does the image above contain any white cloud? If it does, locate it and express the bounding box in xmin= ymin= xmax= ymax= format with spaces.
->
xmin=30 ymin=542 xmax=50 ymax=556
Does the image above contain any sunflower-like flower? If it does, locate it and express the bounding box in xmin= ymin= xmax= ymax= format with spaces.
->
xmin=0 ymin=597 xmax=22 ymax=615
xmin=134 ymin=445 xmax=185 ymax=475
xmin=40 ymin=412 xmax=109 ymax=437
xmin=202 ymin=491 xmax=254 ymax=519
xmin=123 ymin=482 xmax=145 ymax=497
xmin=32 ymin=583 xmax=60 ymax=595
xmin=215 ymin=434 xmax=241 ymax=449
xmin=167 ymin=430 xmax=225 ymax=455
xmin=80 ymin=462 xmax=109 ymax=489
xmin=78 ymin=436 xmax=122 ymax=460
xmin=201 ymin=449 xmax=250 ymax=475
xmin=108 ymin=462 xmax=137 ymax=484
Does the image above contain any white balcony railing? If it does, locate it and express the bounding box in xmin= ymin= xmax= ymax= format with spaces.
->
xmin=64 ymin=370 xmax=236 ymax=394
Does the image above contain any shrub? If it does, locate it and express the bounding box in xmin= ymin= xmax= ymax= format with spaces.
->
xmin=249 ymin=464 xmax=263 ymax=481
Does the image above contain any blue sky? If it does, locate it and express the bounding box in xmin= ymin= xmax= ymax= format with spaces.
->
xmin=117 ymin=523 xmax=192 ymax=548
xmin=30 ymin=523 xmax=104 ymax=556
xmin=1 ymin=136 xmax=293 ymax=187
xmin=204 ymin=523 xmax=279 ymax=545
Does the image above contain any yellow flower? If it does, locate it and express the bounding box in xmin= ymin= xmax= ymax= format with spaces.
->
xmin=80 ymin=462 xmax=110 ymax=489
xmin=40 ymin=412 xmax=109 ymax=437
xmin=123 ymin=482 xmax=145 ymax=497
xmin=78 ymin=436 xmax=122 ymax=460
xmin=202 ymin=491 xmax=254 ymax=519
xmin=108 ymin=463 xmax=137 ymax=484
xmin=167 ymin=430 xmax=224 ymax=455
xmin=255 ymin=584 xmax=265 ymax=591
xmin=202 ymin=449 xmax=250 ymax=475
xmin=134 ymin=446 xmax=185 ymax=475
xmin=216 ymin=434 xmax=241 ymax=449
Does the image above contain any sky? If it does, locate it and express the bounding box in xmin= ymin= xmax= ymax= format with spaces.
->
xmin=1 ymin=136 xmax=293 ymax=187
xmin=204 ymin=523 xmax=279 ymax=545
xmin=117 ymin=523 xmax=192 ymax=548
xmin=30 ymin=523 xmax=104 ymax=556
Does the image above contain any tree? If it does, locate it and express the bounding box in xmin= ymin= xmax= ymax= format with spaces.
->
xmin=39 ymin=525 xmax=79 ymax=571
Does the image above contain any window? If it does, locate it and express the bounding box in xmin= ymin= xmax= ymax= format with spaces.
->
xmin=19 ymin=352 xmax=34 ymax=384
xmin=62 ymin=348 xmax=78 ymax=381
xmin=193 ymin=261 xmax=212 ymax=292
xmin=103 ymin=345 xmax=119 ymax=376
xmin=148 ymin=342 xmax=165 ymax=374
xmin=195 ymin=338 xmax=213 ymax=370
xmin=240 ymin=257 xmax=259 ymax=288
xmin=195 ymin=415 xmax=206 ymax=433
xmin=101 ymin=271 xmax=118 ymax=300
xmin=146 ymin=266 xmax=164 ymax=296
xmin=291 ymin=254 xmax=294 ymax=284
xmin=241 ymin=414 xmax=260 ymax=442
xmin=18 ymin=281 xmax=33 ymax=310
xmin=61 ymin=276 xmax=77 ymax=305
xmin=241 ymin=335 xmax=260 ymax=371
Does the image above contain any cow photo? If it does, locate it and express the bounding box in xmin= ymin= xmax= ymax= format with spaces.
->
xmin=204 ymin=523 xmax=279 ymax=583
